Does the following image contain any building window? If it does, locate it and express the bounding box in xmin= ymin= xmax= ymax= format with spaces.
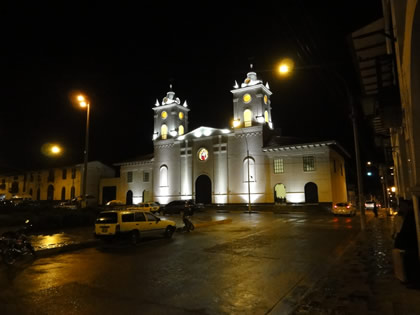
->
xmin=244 ymin=157 xmax=255 ymax=182
xmin=30 ymin=173 xmax=34 ymax=182
xmin=61 ymin=187 xmax=66 ymax=201
xmin=127 ymin=171 xmax=133 ymax=183
xmin=161 ymin=124 xmax=168 ymax=139
xmin=264 ymin=110 xmax=269 ymax=123
xmin=303 ymin=156 xmax=315 ymax=172
xmin=62 ymin=169 xmax=67 ymax=179
xmin=48 ymin=169 xmax=55 ymax=182
xmin=179 ymin=125 xmax=184 ymax=136
xmin=71 ymin=168 xmax=76 ymax=179
xmin=244 ymin=109 xmax=252 ymax=127
xmin=274 ymin=159 xmax=284 ymax=174
xmin=143 ymin=171 xmax=150 ymax=182
xmin=160 ymin=165 xmax=168 ymax=187
xmin=71 ymin=186 xmax=75 ymax=199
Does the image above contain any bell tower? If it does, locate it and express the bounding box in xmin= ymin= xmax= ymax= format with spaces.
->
xmin=231 ymin=65 xmax=273 ymax=129
xmin=152 ymin=85 xmax=190 ymax=141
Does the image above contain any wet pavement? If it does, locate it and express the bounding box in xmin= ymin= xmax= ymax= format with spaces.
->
xmin=291 ymin=210 xmax=420 ymax=315
xmin=6 ymin=211 xmax=233 ymax=252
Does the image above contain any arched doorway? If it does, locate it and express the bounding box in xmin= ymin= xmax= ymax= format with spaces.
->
xmin=195 ymin=175 xmax=212 ymax=204
xmin=274 ymin=183 xmax=286 ymax=203
xmin=304 ymin=182 xmax=318 ymax=203
xmin=47 ymin=185 xmax=54 ymax=201
xmin=126 ymin=190 xmax=133 ymax=205
xmin=61 ymin=187 xmax=66 ymax=201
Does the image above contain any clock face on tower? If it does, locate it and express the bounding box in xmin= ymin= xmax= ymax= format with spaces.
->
xmin=161 ymin=111 xmax=168 ymax=119
xmin=179 ymin=112 xmax=184 ymax=120
xmin=243 ymin=93 xmax=252 ymax=103
xmin=197 ymin=148 xmax=209 ymax=161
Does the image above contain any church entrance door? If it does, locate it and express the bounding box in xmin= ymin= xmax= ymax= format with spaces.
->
xmin=195 ymin=175 xmax=212 ymax=204
xmin=304 ymin=182 xmax=318 ymax=203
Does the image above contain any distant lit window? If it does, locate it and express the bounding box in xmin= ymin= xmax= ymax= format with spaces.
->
xmin=264 ymin=110 xmax=269 ymax=123
xmin=303 ymin=156 xmax=315 ymax=172
xmin=179 ymin=112 xmax=184 ymax=120
xmin=244 ymin=109 xmax=252 ymax=127
xmin=244 ymin=157 xmax=255 ymax=182
xmin=161 ymin=124 xmax=168 ymax=139
xmin=160 ymin=165 xmax=168 ymax=187
xmin=62 ymin=169 xmax=67 ymax=179
xmin=127 ymin=171 xmax=133 ymax=183
xmin=143 ymin=171 xmax=150 ymax=182
xmin=161 ymin=111 xmax=168 ymax=119
xmin=71 ymin=168 xmax=76 ymax=179
xmin=179 ymin=125 xmax=184 ymax=135
xmin=264 ymin=95 xmax=268 ymax=104
xmin=274 ymin=159 xmax=284 ymax=174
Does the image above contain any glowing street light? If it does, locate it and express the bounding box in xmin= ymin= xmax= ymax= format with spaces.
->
xmin=51 ymin=145 xmax=61 ymax=154
xmin=77 ymin=94 xmax=90 ymax=208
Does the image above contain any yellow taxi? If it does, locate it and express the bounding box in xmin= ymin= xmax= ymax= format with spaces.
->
xmin=94 ymin=209 xmax=176 ymax=244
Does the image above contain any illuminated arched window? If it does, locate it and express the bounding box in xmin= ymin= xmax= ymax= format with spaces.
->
xmin=160 ymin=165 xmax=168 ymax=187
xmin=161 ymin=124 xmax=168 ymax=139
xmin=244 ymin=109 xmax=252 ymax=127
xmin=243 ymin=157 xmax=255 ymax=182
xmin=179 ymin=125 xmax=184 ymax=135
xmin=264 ymin=110 xmax=269 ymax=123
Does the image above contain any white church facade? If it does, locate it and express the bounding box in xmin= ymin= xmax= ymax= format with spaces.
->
xmin=99 ymin=69 xmax=349 ymax=206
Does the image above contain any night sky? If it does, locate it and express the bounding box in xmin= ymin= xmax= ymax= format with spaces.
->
xmin=1 ymin=1 xmax=384 ymax=174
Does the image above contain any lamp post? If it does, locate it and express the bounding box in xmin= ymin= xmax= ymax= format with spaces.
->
xmin=278 ymin=60 xmax=366 ymax=230
xmin=77 ymin=95 xmax=90 ymax=208
xmin=233 ymin=119 xmax=252 ymax=213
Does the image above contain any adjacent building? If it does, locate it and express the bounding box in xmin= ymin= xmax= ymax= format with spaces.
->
xmin=0 ymin=161 xmax=115 ymax=206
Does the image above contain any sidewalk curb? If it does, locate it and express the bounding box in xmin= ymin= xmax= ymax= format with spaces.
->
xmin=268 ymin=225 xmax=362 ymax=314
xmin=35 ymin=239 xmax=101 ymax=258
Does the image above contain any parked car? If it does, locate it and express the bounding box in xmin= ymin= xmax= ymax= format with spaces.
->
xmin=136 ymin=202 xmax=161 ymax=213
xmin=332 ymin=202 xmax=356 ymax=216
xmin=162 ymin=199 xmax=197 ymax=215
xmin=364 ymin=200 xmax=376 ymax=210
xmin=94 ymin=209 xmax=176 ymax=243
xmin=54 ymin=200 xmax=78 ymax=210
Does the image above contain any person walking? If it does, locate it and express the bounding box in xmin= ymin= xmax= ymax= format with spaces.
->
xmin=373 ymin=201 xmax=378 ymax=217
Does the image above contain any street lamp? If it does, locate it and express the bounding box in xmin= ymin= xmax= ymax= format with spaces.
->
xmin=278 ymin=59 xmax=366 ymax=230
xmin=77 ymin=94 xmax=90 ymax=208
xmin=232 ymin=119 xmax=252 ymax=213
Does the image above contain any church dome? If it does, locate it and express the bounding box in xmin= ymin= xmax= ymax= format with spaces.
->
xmin=161 ymin=85 xmax=181 ymax=105
xmin=241 ymin=66 xmax=263 ymax=88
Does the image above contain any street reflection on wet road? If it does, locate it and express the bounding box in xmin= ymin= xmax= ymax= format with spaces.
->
xmin=0 ymin=211 xmax=361 ymax=315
